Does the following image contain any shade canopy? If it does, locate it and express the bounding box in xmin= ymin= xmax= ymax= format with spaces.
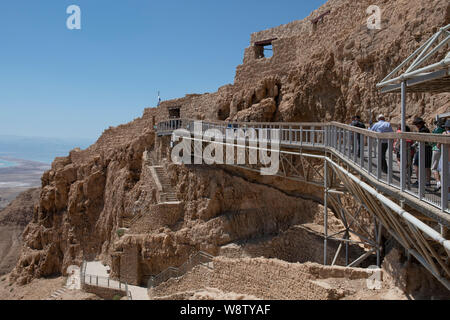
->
xmin=377 ymin=24 xmax=450 ymax=94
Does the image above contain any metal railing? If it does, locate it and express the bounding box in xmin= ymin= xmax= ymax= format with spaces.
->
xmin=157 ymin=118 xmax=450 ymax=215
xmin=326 ymin=122 xmax=449 ymax=214
xmin=147 ymin=251 xmax=214 ymax=288
xmin=80 ymin=261 xmax=131 ymax=299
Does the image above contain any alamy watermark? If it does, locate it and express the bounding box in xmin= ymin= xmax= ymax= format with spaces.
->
xmin=67 ymin=5 xmax=81 ymax=30
xmin=65 ymin=5 xmax=380 ymax=31
xmin=366 ymin=265 xmax=383 ymax=290
xmin=66 ymin=265 xmax=81 ymax=290
xmin=367 ymin=5 xmax=382 ymax=30
xmin=171 ymin=121 xmax=280 ymax=176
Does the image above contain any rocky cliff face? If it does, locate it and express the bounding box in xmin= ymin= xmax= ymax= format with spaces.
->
xmin=0 ymin=188 xmax=40 ymax=276
xmin=156 ymin=0 xmax=449 ymax=125
xmin=11 ymin=118 xmax=156 ymax=284
xmin=10 ymin=0 xmax=450 ymax=286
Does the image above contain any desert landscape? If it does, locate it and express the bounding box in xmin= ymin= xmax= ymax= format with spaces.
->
xmin=0 ymin=157 xmax=49 ymax=210
xmin=0 ymin=0 xmax=449 ymax=303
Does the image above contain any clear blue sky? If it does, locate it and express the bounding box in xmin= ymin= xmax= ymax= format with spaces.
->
xmin=0 ymin=0 xmax=326 ymax=141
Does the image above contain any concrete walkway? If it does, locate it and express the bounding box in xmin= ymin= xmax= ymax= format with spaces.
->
xmin=84 ymin=261 xmax=150 ymax=300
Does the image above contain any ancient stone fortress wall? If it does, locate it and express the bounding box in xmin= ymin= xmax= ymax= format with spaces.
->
xmin=82 ymin=283 xmax=126 ymax=300
xmin=150 ymin=257 xmax=380 ymax=300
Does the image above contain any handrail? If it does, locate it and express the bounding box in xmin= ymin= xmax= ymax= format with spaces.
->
xmin=158 ymin=118 xmax=450 ymax=144
xmin=330 ymin=121 xmax=450 ymax=143
xmin=148 ymin=251 xmax=214 ymax=288
xmin=156 ymin=118 xmax=450 ymax=216
xmin=154 ymin=119 xmax=450 ymax=289
xmin=80 ymin=261 xmax=131 ymax=299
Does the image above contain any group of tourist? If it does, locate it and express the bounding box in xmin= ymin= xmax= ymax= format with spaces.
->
xmin=349 ymin=114 xmax=450 ymax=195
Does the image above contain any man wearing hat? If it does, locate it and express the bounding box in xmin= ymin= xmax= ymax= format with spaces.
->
xmin=369 ymin=114 xmax=393 ymax=173
xmin=412 ymin=117 xmax=432 ymax=187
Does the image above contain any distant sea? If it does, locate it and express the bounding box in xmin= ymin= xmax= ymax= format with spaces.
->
xmin=0 ymin=135 xmax=95 ymax=164
xmin=0 ymin=159 xmax=17 ymax=168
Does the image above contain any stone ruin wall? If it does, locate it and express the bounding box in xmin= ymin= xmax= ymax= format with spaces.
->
xmin=146 ymin=0 xmax=449 ymax=126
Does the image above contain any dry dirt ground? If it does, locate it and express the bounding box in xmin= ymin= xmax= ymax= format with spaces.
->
xmin=0 ymin=274 xmax=99 ymax=300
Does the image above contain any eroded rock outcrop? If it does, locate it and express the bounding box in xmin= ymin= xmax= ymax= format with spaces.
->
xmin=0 ymin=188 xmax=40 ymax=276
xmin=10 ymin=0 xmax=450 ymax=291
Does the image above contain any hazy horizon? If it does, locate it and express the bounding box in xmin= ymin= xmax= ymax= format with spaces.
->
xmin=0 ymin=135 xmax=95 ymax=164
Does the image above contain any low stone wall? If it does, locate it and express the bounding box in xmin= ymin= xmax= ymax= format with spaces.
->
xmin=82 ymin=283 xmax=127 ymax=300
xmin=150 ymin=257 xmax=372 ymax=300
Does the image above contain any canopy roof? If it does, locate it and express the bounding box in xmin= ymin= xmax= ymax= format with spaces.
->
xmin=377 ymin=24 xmax=450 ymax=94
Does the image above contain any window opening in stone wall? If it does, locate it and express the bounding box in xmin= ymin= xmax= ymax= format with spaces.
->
xmin=254 ymin=38 xmax=277 ymax=59
xmin=168 ymin=107 xmax=181 ymax=119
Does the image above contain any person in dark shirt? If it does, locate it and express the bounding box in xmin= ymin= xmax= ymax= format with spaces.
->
xmin=412 ymin=117 xmax=432 ymax=187
xmin=350 ymin=115 xmax=366 ymax=157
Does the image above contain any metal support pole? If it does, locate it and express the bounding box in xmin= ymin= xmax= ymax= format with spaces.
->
xmin=324 ymin=160 xmax=328 ymax=265
xmin=388 ymin=139 xmax=393 ymax=185
xmin=401 ymin=81 xmax=408 ymax=191
xmin=368 ymin=137 xmax=373 ymax=175
xmin=376 ymin=219 xmax=383 ymax=267
xmin=441 ymin=144 xmax=449 ymax=211
xmin=419 ymin=142 xmax=425 ymax=199
xmin=345 ymin=230 xmax=349 ymax=266
xmin=401 ymin=139 xmax=407 ymax=191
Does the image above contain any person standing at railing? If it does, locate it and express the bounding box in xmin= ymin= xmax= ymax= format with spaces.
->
xmin=438 ymin=120 xmax=450 ymax=200
xmin=369 ymin=115 xmax=393 ymax=174
xmin=412 ymin=117 xmax=432 ymax=188
xmin=431 ymin=118 xmax=445 ymax=192
xmin=394 ymin=125 xmax=414 ymax=183
xmin=350 ymin=115 xmax=366 ymax=157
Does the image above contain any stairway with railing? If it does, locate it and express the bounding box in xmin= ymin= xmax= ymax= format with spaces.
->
xmin=122 ymin=211 xmax=144 ymax=229
xmin=147 ymin=251 xmax=214 ymax=288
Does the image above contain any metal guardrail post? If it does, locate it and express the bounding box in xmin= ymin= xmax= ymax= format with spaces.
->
xmin=388 ymin=140 xmax=393 ymax=185
xmin=348 ymin=131 xmax=352 ymax=159
xmin=419 ymin=142 xmax=426 ymax=200
xmin=401 ymin=139 xmax=407 ymax=191
xmin=377 ymin=138 xmax=382 ymax=180
xmin=368 ymin=137 xmax=373 ymax=175
xmin=300 ymin=127 xmax=303 ymax=147
xmin=289 ymin=126 xmax=293 ymax=144
xmin=360 ymin=134 xmax=364 ymax=168
xmin=441 ymin=144 xmax=449 ymax=212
